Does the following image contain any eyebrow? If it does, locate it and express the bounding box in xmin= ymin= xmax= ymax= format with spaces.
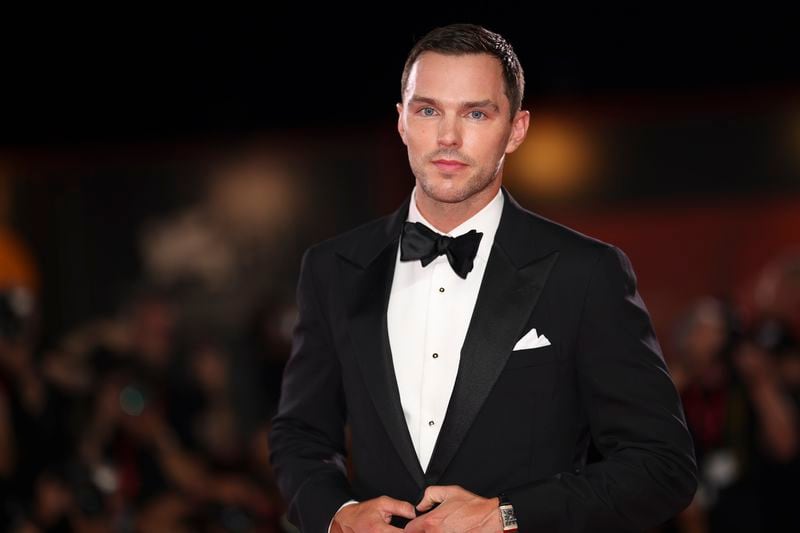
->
xmin=408 ymin=95 xmax=500 ymax=113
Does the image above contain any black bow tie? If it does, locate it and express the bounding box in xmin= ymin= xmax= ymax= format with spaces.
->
xmin=400 ymin=221 xmax=483 ymax=279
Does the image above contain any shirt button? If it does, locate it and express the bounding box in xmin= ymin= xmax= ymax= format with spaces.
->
xmin=432 ymin=353 xmax=438 ymax=359
xmin=428 ymin=420 xmax=435 ymax=426
xmin=438 ymin=287 xmax=445 ymax=293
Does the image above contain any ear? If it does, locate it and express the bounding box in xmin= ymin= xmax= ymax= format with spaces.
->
xmin=397 ymin=102 xmax=408 ymax=145
xmin=505 ymin=109 xmax=530 ymax=154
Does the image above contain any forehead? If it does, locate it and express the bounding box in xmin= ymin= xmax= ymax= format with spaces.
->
xmin=405 ymin=52 xmax=507 ymax=105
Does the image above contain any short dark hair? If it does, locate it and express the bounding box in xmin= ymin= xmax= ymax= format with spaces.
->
xmin=400 ymin=23 xmax=525 ymax=119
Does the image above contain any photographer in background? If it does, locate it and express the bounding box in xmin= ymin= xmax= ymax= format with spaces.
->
xmin=745 ymin=253 xmax=800 ymax=533
xmin=671 ymin=294 xmax=798 ymax=533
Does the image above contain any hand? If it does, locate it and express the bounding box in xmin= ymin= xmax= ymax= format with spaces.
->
xmin=404 ymin=485 xmax=502 ymax=533
xmin=331 ymin=496 xmax=417 ymax=532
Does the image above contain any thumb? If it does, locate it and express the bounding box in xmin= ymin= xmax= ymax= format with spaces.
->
xmin=416 ymin=485 xmax=449 ymax=512
xmin=380 ymin=497 xmax=417 ymax=519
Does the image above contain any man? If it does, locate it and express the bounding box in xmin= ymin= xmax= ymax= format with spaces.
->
xmin=269 ymin=23 xmax=697 ymax=532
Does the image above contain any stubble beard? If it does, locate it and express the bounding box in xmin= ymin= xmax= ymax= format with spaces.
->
xmin=411 ymin=153 xmax=505 ymax=205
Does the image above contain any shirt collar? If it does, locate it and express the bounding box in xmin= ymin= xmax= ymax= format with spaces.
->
xmin=407 ymin=185 xmax=504 ymax=261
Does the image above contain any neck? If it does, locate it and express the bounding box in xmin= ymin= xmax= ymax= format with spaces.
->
xmin=415 ymin=179 xmax=502 ymax=234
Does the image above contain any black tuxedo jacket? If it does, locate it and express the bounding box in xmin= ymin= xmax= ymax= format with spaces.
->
xmin=269 ymin=187 xmax=697 ymax=532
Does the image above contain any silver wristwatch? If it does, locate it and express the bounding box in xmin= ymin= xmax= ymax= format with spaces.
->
xmin=498 ymin=493 xmax=518 ymax=532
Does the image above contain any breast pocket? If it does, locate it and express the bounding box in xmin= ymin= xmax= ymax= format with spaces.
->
xmin=503 ymin=344 xmax=557 ymax=369
xmin=498 ymin=344 xmax=558 ymax=400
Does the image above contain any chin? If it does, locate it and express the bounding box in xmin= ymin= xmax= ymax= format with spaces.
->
xmin=420 ymin=180 xmax=472 ymax=204
xmin=422 ymin=174 xmax=498 ymax=205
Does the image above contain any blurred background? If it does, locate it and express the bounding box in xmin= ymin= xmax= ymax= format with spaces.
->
xmin=1 ymin=6 xmax=798 ymax=533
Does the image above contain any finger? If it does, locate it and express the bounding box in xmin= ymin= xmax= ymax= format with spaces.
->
xmin=403 ymin=515 xmax=427 ymax=533
xmin=378 ymin=496 xmax=417 ymax=519
xmin=361 ymin=520 xmax=407 ymax=533
xmin=416 ymin=485 xmax=452 ymax=511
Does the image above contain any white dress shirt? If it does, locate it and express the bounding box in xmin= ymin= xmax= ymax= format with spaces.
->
xmin=328 ymin=186 xmax=504 ymax=530
xmin=388 ymin=186 xmax=503 ymax=472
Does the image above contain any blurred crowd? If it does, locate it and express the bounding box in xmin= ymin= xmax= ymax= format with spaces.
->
xmin=1 ymin=220 xmax=799 ymax=532
xmin=661 ymin=251 xmax=800 ymax=533
xmin=0 ymin=277 xmax=293 ymax=531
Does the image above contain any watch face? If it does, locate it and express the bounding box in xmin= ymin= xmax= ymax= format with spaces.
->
xmin=500 ymin=504 xmax=518 ymax=530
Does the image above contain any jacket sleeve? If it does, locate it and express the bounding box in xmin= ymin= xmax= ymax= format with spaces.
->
xmin=504 ymin=245 xmax=697 ymax=532
xmin=269 ymin=246 xmax=355 ymax=532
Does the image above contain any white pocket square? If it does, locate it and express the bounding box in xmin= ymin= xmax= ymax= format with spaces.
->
xmin=513 ymin=328 xmax=551 ymax=351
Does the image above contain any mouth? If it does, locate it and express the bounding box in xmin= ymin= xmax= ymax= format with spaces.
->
xmin=431 ymin=159 xmax=468 ymax=172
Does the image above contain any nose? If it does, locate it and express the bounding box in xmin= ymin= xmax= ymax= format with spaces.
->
xmin=437 ymin=115 xmax=462 ymax=148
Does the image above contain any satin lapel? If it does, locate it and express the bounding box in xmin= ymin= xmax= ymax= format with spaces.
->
xmin=339 ymin=199 xmax=426 ymax=490
xmin=423 ymin=190 xmax=559 ymax=483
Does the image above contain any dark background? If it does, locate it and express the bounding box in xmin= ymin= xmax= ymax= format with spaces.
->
xmin=3 ymin=7 xmax=797 ymax=144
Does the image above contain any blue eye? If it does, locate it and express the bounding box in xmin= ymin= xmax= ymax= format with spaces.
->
xmin=469 ymin=110 xmax=485 ymax=120
xmin=420 ymin=107 xmax=436 ymax=117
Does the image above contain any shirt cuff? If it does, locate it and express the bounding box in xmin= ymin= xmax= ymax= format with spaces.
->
xmin=328 ymin=499 xmax=359 ymax=533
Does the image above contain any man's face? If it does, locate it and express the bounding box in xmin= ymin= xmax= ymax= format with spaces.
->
xmin=397 ymin=52 xmax=528 ymax=205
